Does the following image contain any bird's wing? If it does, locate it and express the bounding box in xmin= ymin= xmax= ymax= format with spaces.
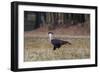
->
xmin=51 ymin=39 xmax=65 ymax=44
xmin=52 ymin=39 xmax=71 ymax=45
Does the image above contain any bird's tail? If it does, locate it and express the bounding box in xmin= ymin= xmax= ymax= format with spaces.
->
xmin=62 ymin=41 xmax=71 ymax=45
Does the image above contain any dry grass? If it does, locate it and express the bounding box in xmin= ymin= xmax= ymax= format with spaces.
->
xmin=24 ymin=36 xmax=90 ymax=62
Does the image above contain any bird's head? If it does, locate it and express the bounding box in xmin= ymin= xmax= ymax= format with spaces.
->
xmin=48 ymin=32 xmax=54 ymax=41
xmin=48 ymin=32 xmax=54 ymax=35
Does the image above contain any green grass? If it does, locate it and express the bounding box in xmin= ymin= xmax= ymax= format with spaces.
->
xmin=24 ymin=37 xmax=90 ymax=62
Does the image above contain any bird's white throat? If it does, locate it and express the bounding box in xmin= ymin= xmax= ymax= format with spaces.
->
xmin=49 ymin=34 xmax=53 ymax=41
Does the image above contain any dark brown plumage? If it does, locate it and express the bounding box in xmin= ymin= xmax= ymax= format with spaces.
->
xmin=51 ymin=39 xmax=71 ymax=50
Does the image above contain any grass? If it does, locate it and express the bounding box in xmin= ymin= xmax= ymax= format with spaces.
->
xmin=24 ymin=36 xmax=90 ymax=62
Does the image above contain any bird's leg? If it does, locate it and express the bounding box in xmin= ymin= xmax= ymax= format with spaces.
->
xmin=53 ymin=46 xmax=56 ymax=50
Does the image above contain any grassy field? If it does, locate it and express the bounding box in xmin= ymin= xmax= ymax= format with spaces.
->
xmin=24 ymin=36 xmax=90 ymax=62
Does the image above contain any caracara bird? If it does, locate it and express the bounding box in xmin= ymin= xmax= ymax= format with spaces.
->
xmin=48 ymin=32 xmax=71 ymax=50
